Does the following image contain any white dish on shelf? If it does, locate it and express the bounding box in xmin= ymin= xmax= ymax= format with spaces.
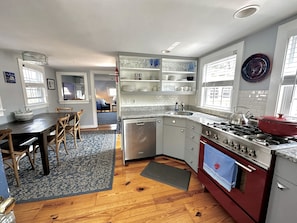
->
xmin=168 ymin=75 xmax=176 ymax=81
xmin=122 ymin=85 xmax=136 ymax=92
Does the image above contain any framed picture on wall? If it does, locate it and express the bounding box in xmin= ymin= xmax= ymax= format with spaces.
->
xmin=47 ymin=78 xmax=55 ymax=90
xmin=3 ymin=71 xmax=16 ymax=83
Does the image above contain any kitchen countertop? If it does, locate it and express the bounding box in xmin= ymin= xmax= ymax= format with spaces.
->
xmin=276 ymin=148 xmax=297 ymax=163
xmin=121 ymin=109 xmax=297 ymax=163
xmin=121 ymin=110 xmax=227 ymax=125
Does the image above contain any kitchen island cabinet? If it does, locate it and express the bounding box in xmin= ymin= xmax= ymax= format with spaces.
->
xmin=266 ymin=154 xmax=297 ymax=223
xmin=163 ymin=117 xmax=186 ymax=160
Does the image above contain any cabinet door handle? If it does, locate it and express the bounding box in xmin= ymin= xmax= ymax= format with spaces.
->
xmin=180 ymin=129 xmax=184 ymax=133
xmin=172 ymin=120 xmax=176 ymax=124
xmin=277 ymin=182 xmax=288 ymax=190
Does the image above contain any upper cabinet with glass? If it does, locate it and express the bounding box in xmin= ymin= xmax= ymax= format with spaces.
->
xmin=119 ymin=55 xmax=161 ymax=93
xmin=56 ymin=72 xmax=89 ymax=104
xmin=161 ymin=58 xmax=197 ymax=93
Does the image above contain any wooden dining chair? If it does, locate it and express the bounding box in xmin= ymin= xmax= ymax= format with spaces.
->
xmin=65 ymin=109 xmax=84 ymax=149
xmin=0 ymin=129 xmax=36 ymax=186
xmin=56 ymin=107 xmax=73 ymax=112
xmin=47 ymin=114 xmax=70 ymax=165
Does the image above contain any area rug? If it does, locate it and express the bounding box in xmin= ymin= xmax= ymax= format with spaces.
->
xmin=140 ymin=161 xmax=191 ymax=191
xmin=97 ymin=112 xmax=117 ymax=125
xmin=5 ymin=131 xmax=116 ymax=203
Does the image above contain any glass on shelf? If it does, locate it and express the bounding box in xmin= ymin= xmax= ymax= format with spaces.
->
xmin=162 ymin=61 xmax=196 ymax=72
xmin=120 ymin=57 xmax=160 ymax=69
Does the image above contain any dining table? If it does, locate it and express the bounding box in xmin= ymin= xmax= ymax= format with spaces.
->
xmin=0 ymin=112 xmax=75 ymax=175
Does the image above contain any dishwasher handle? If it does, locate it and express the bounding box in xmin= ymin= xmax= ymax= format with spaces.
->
xmin=136 ymin=122 xmax=145 ymax=126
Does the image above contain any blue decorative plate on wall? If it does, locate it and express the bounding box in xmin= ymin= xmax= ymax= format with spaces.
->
xmin=241 ymin=53 xmax=271 ymax=82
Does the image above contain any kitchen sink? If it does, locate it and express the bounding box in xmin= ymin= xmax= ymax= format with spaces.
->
xmin=166 ymin=111 xmax=194 ymax=116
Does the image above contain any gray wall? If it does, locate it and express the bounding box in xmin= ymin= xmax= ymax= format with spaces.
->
xmin=0 ymin=50 xmax=96 ymax=127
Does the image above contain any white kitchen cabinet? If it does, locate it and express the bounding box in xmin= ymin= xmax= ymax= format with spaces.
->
xmin=184 ymin=120 xmax=201 ymax=172
xmin=265 ymin=156 xmax=297 ymax=223
xmin=119 ymin=55 xmax=161 ymax=93
xmin=163 ymin=117 xmax=186 ymax=160
xmin=118 ymin=54 xmax=197 ymax=95
xmin=161 ymin=58 xmax=197 ymax=94
xmin=156 ymin=117 xmax=163 ymax=155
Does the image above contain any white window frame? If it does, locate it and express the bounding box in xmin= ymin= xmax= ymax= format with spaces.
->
xmin=266 ymin=18 xmax=297 ymax=116
xmin=197 ymin=41 xmax=244 ymax=112
xmin=18 ymin=59 xmax=48 ymax=109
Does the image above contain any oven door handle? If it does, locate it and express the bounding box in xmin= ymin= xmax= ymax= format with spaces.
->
xmin=235 ymin=161 xmax=254 ymax=172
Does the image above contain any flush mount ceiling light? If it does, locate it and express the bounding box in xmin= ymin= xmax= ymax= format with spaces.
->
xmin=161 ymin=42 xmax=181 ymax=54
xmin=234 ymin=5 xmax=260 ymax=19
xmin=22 ymin=51 xmax=48 ymax=65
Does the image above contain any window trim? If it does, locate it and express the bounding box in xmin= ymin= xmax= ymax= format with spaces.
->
xmin=17 ymin=58 xmax=48 ymax=110
xmin=197 ymin=41 xmax=244 ymax=112
xmin=266 ymin=18 xmax=297 ymax=116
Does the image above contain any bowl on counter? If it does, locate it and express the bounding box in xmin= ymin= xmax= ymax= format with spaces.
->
xmin=14 ymin=110 xmax=34 ymax=121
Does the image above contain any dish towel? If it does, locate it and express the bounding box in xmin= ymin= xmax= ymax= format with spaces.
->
xmin=203 ymin=144 xmax=238 ymax=192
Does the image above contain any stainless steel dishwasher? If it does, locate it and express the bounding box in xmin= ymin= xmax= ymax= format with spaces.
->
xmin=122 ymin=118 xmax=156 ymax=165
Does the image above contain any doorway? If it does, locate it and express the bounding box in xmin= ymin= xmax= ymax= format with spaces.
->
xmin=94 ymin=74 xmax=117 ymax=129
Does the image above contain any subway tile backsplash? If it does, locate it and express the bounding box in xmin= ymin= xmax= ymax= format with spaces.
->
xmin=120 ymin=90 xmax=268 ymax=118
xmin=237 ymin=90 xmax=268 ymax=117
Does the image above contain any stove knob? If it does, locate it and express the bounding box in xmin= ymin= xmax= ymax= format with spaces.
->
xmin=213 ymin=134 xmax=218 ymax=140
xmin=248 ymin=149 xmax=256 ymax=157
xmin=240 ymin=145 xmax=247 ymax=153
xmin=223 ymin=138 xmax=228 ymax=144
xmin=228 ymin=141 xmax=234 ymax=147
xmin=234 ymin=143 xmax=240 ymax=150
xmin=205 ymin=130 xmax=211 ymax=136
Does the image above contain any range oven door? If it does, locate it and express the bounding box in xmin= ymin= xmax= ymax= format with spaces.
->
xmin=198 ymin=136 xmax=271 ymax=223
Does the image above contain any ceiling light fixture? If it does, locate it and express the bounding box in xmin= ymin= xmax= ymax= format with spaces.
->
xmin=22 ymin=51 xmax=48 ymax=65
xmin=161 ymin=42 xmax=181 ymax=54
xmin=234 ymin=4 xmax=260 ymax=19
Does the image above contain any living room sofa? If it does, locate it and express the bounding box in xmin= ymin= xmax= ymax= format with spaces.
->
xmin=96 ymin=99 xmax=110 ymax=112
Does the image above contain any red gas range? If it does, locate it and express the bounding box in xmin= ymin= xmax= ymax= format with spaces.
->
xmin=197 ymin=122 xmax=297 ymax=223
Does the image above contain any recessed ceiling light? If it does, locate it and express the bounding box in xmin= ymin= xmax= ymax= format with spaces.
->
xmin=234 ymin=5 xmax=260 ymax=19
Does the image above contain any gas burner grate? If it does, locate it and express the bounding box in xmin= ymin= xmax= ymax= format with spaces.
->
xmin=212 ymin=122 xmax=262 ymax=136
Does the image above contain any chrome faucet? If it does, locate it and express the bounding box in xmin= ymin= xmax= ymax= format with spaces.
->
xmin=181 ymin=102 xmax=185 ymax=111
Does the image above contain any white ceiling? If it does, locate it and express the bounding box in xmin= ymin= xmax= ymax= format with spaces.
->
xmin=1 ymin=0 xmax=297 ymax=70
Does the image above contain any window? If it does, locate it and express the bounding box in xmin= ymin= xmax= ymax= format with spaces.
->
xmin=0 ymin=96 xmax=4 ymax=116
xmin=108 ymin=88 xmax=116 ymax=97
xmin=267 ymin=18 xmax=297 ymax=117
xmin=18 ymin=59 xmax=48 ymax=108
xmin=198 ymin=42 xmax=244 ymax=111
xmin=277 ymin=34 xmax=297 ymax=117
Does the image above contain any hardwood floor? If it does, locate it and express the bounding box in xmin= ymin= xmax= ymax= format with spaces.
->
xmin=13 ymin=127 xmax=235 ymax=223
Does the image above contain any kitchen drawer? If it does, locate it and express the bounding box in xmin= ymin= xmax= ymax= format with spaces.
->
xmin=266 ymin=175 xmax=297 ymax=223
xmin=274 ymin=156 xmax=297 ymax=185
xmin=186 ymin=128 xmax=200 ymax=142
xmin=185 ymin=140 xmax=199 ymax=172
xmin=186 ymin=119 xmax=202 ymax=134
xmin=164 ymin=117 xmax=186 ymax=127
